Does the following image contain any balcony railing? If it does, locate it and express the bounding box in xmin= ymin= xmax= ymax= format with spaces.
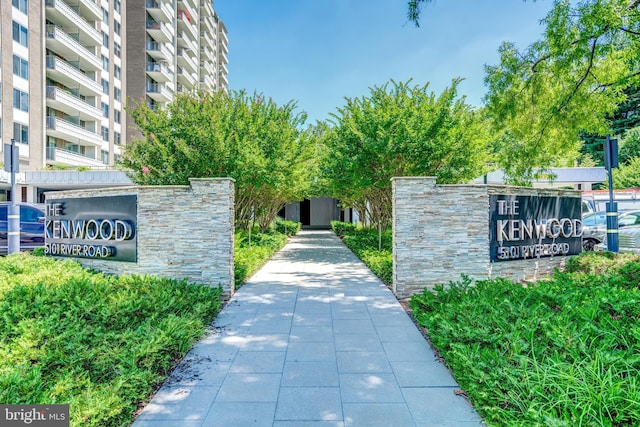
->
xmin=45 ymin=24 xmax=101 ymax=71
xmin=146 ymin=0 xmax=173 ymax=23
xmin=46 ymin=147 xmax=105 ymax=167
xmin=146 ymin=20 xmax=172 ymax=43
xmin=146 ymin=40 xmax=173 ymax=60
xmin=45 ymin=0 xmax=101 ymax=46
xmin=77 ymin=0 xmax=101 ymax=21
xmin=46 ymin=116 xmax=103 ymax=147
xmin=46 ymin=86 xmax=103 ymax=121
xmin=45 ymin=55 xmax=102 ymax=96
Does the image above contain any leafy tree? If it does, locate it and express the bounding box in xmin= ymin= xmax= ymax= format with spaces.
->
xmin=619 ymin=126 xmax=640 ymax=163
xmin=484 ymin=0 xmax=639 ymax=183
xmin=321 ymin=79 xmax=490 ymax=230
xmin=121 ymin=91 xmax=314 ymax=230
xmin=409 ymin=1 xmax=640 ymax=184
xmin=613 ymin=155 xmax=640 ymax=188
xmin=581 ymin=84 xmax=640 ymax=164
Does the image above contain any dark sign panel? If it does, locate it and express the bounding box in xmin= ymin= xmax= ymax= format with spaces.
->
xmin=489 ymin=195 xmax=582 ymax=262
xmin=45 ymin=195 xmax=137 ymax=262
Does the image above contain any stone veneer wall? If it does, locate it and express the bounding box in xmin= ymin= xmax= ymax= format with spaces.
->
xmin=392 ymin=177 xmax=580 ymax=298
xmin=46 ymin=178 xmax=235 ymax=296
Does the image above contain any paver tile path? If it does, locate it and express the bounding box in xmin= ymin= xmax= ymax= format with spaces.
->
xmin=133 ymin=230 xmax=484 ymax=426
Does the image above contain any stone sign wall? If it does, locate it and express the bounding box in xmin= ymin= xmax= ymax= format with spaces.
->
xmin=392 ymin=177 xmax=581 ymax=298
xmin=45 ymin=178 xmax=235 ymax=296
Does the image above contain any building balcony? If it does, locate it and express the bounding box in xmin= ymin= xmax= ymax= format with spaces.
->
xmin=146 ymin=62 xmax=173 ymax=82
xmin=176 ymin=66 xmax=197 ymax=86
xmin=200 ymin=31 xmax=214 ymax=48
xmin=177 ymin=48 xmax=197 ymax=73
xmin=46 ymin=147 xmax=105 ymax=168
xmin=146 ymin=20 xmax=172 ymax=43
xmin=219 ymin=49 xmax=228 ymax=65
xmin=221 ymin=61 xmax=228 ymax=75
xmin=146 ymin=82 xmax=173 ymax=102
xmin=46 ymin=55 xmax=102 ymax=97
xmin=177 ymin=0 xmax=198 ymax=24
xmin=46 ymin=86 xmax=103 ymax=122
xmin=200 ymin=60 xmax=214 ymax=77
xmin=46 ymin=116 xmax=103 ymax=147
xmin=45 ymin=0 xmax=102 ymax=46
xmin=199 ymin=75 xmax=215 ymax=91
xmin=200 ymin=45 xmax=212 ymax=60
xmin=176 ymin=30 xmax=197 ymax=53
xmin=219 ymin=72 xmax=228 ymax=87
xmin=146 ymin=0 xmax=173 ymax=23
xmin=177 ymin=11 xmax=198 ymax=40
xmin=77 ymin=0 xmax=101 ymax=21
xmin=146 ymin=40 xmax=173 ymax=61
xmin=219 ymin=29 xmax=228 ymax=45
xmin=45 ymin=25 xmax=102 ymax=71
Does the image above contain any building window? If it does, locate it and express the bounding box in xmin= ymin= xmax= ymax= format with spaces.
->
xmin=102 ymin=31 xmax=109 ymax=48
xmin=101 ymin=126 xmax=109 ymax=141
xmin=114 ymin=109 xmax=121 ymax=124
xmin=101 ymin=150 xmax=109 ymax=164
xmin=114 ymin=131 xmax=121 ymax=145
xmin=114 ymin=0 xmax=121 ymax=14
xmin=101 ymin=78 xmax=109 ymax=95
xmin=114 ymin=42 xmax=121 ymax=58
xmin=102 ymin=102 xmax=109 ymax=118
xmin=114 ymin=87 xmax=121 ymax=102
xmin=12 ymin=0 xmax=27 ymax=15
xmin=102 ymin=54 xmax=109 ymax=71
xmin=13 ymin=89 xmax=28 ymax=112
xmin=114 ymin=65 xmax=121 ymax=80
xmin=13 ymin=122 xmax=28 ymax=144
xmin=12 ymin=55 xmax=28 ymax=80
xmin=12 ymin=21 xmax=28 ymax=47
xmin=102 ymin=7 xmax=109 ymax=22
xmin=114 ymin=20 xmax=121 ymax=36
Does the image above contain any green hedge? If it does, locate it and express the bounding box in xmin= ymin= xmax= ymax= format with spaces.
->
xmin=234 ymin=229 xmax=288 ymax=287
xmin=275 ymin=218 xmax=302 ymax=236
xmin=331 ymin=221 xmax=392 ymax=284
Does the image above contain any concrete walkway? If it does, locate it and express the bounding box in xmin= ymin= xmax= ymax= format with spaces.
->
xmin=132 ymin=230 xmax=484 ymax=426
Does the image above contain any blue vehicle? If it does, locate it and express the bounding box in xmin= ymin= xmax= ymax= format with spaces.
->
xmin=0 ymin=202 xmax=45 ymax=254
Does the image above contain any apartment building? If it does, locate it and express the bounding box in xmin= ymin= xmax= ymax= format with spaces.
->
xmin=124 ymin=0 xmax=228 ymax=142
xmin=0 ymin=0 xmax=228 ymax=202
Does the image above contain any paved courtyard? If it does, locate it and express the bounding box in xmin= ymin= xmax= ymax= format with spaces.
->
xmin=132 ymin=230 xmax=484 ymax=426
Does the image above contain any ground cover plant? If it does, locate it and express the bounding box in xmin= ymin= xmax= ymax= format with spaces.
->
xmin=0 ymin=253 xmax=223 ymax=427
xmin=234 ymin=221 xmax=300 ymax=287
xmin=409 ymin=252 xmax=640 ymax=426
xmin=331 ymin=221 xmax=392 ymax=285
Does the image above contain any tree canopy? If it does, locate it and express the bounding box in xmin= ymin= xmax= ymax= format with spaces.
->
xmin=320 ymin=79 xmax=489 ymax=229
xmin=409 ymin=0 xmax=640 ymax=184
xmin=121 ymin=90 xmax=315 ymax=230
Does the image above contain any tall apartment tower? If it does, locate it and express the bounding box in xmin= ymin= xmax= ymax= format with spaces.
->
xmin=0 ymin=0 xmax=123 ymax=175
xmin=0 ymin=0 xmax=228 ymax=186
xmin=125 ymin=0 xmax=229 ymax=143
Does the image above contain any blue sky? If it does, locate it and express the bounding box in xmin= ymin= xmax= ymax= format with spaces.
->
xmin=214 ymin=0 xmax=554 ymax=124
